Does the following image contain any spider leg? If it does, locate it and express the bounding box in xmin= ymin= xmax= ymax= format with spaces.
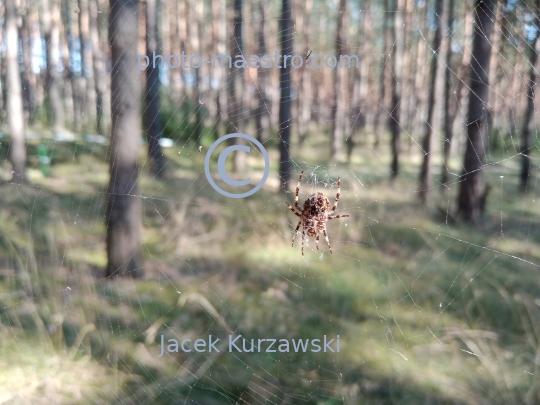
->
xmin=291 ymin=220 xmax=302 ymax=246
xmin=323 ymin=226 xmax=332 ymax=254
xmin=295 ymin=171 xmax=304 ymax=209
xmin=328 ymin=214 xmax=350 ymax=220
xmin=301 ymin=225 xmax=306 ymax=256
xmin=286 ymin=202 xmax=302 ymax=217
xmin=315 ymin=232 xmax=320 ymax=250
xmin=331 ymin=177 xmax=342 ymax=212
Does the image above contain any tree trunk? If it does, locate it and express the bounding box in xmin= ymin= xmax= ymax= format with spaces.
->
xmin=457 ymin=0 xmax=497 ymax=223
xmin=441 ymin=0 xmax=456 ymax=187
xmin=400 ymin=0 xmax=414 ymax=140
xmin=279 ymin=0 xmax=293 ymax=192
xmin=227 ymin=0 xmax=246 ymax=174
xmin=214 ymin=0 xmax=228 ymax=137
xmin=255 ymin=0 xmax=271 ymax=143
xmin=453 ymin=0 xmax=474 ymax=154
xmin=89 ymin=0 xmax=107 ymax=134
xmin=418 ymin=0 xmax=443 ymax=203
xmin=144 ymin=0 xmax=165 ymax=177
xmin=360 ymin=0 xmax=375 ymax=136
xmin=5 ymin=0 xmax=27 ymax=183
xmin=330 ymin=0 xmax=348 ymax=161
xmin=519 ymin=0 xmax=540 ymax=192
xmin=43 ymin=0 xmax=65 ymax=135
xmin=64 ymin=1 xmax=83 ymax=131
xmin=20 ymin=4 xmax=39 ymax=124
xmin=390 ymin=0 xmax=404 ymax=179
xmin=297 ymin=0 xmax=313 ymax=147
xmin=376 ymin=0 xmax=392 ymax=149
xmin=412 ymin=2 xmax=428 ymax=149
xmin=106 ymin=0 xmax=143 ymax=278
xmin=78 ymin=0 xmax=94 ymax=126
xmin=188 ymin=0 xmax=203 ymax=144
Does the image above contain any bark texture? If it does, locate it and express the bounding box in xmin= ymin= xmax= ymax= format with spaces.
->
xmin=457 ymin=0 xmax=497 ymax=223
xmin=106 ymin=0 xmax=143 ymax=278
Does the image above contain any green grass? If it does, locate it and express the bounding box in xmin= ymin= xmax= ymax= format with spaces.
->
xmin=0 ymin=128 xmax=539 ymax=404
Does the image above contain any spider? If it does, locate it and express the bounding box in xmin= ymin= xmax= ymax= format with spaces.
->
xmin=286 ymin=171 xmax=349 ymax=256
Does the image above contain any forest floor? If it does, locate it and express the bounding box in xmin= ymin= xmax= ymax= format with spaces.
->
xmin=0 ymin=133 xmax=539 ymax=404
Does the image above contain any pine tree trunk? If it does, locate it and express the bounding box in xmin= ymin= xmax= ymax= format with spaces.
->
xmin=144 ymin=0 xmax=165 ymax=177
xmin=279 ymin=0 xmax=293 ymax=192
xmin=188 ymin=0 xmax=203 ymax=144
xmin=520 ymin=0 xmax=540 ymax=192
xmin=360 ymin=0 xmax=375 ymax=135
xmin=214 ymin=0 xmax=228 ymax=136
xmin=413 ymin=2 xmax=427 ymax=144
xmin=20 ymin=4 xmax=39 ymax=124
xmin=78 ymin=0 xmax=94 ymax=126
xmin=43 ymin=0 xmax=65 ymax=135
xmin=418 ymin=0 xmax=443 ymax=203
xmin=441 ymin=0 xmax=456 ymax=188
xmin=330 ymin=0 xmax=348 ymax=161
xmin=457 ymin=0 xmax=497 ymax=223
xmin=296 ymin=0 xmax=313 ymax=147
xmin=64 ymin=2 xmax=83 ymax=131
xmin=400 ymin=0 xmax=414 ymax=138
xmin=376 ymin=0 xmax=392 ymax=149
xmin=5 ymin=0 xmax=27 ymax=183
xmin=255 ymin=0 xmax=271 ymax=143
xmin=453 ymin=0 xmax=474 ymax=153
xmin=89 ymin=0 xmax=106 ymax=134
xmin=106 ymin=0 xmax=143 ymax=278
xmin=390 ymin=0 xmax=404 ymax=179
xmin=227 ymin=0 xmax=246 ymax=174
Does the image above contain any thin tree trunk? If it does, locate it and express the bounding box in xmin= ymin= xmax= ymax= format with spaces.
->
xmin=20 ymin=1 xmax=39 ymax=124
xmin=279 ymin=0 xmax=293 ymax=192
xmin=0 ymin=26 xmax=4 ymax=116
xmin=519 ymin=0 xmax=540 ymax=192
xmin=227 ymin=0 xmax=245 ymax=174
xmin=418 ymin=0 xmax=443 ymax=203
xmin=507 ymin=41 xmax=525 ymax=151
xmin=487 ymin=1 xmax=504 ymax=134
xmin=5 ymin=0 xmax=27 ymax=182
xmin=106 ymin=0 xmax=143 ymax=278
xmin=376 ymin=0 xmax=392 ymax=149
xmin=490 ymin=3 xmax=510 ymax=146
xmin=441 ymin=0 xmax=456 ymax=187
xmin=457 ymin=0 xmax=497 ymax=223
xmin=78 ymin=0 xmax=94 ymax=125
xmin=89 ymin=0 xmax=106 ymax=134
xmin=64 ymin=1 xmax=82 ymax=131
xmin=255 ymin=0 xmax=271 ymax=143
xmin=144 ymin=0 xmax=165 ymax=177
xmin=413 ymin=2 xmax=427 ymax=145
xmin=43 ymin=0 xmax=65 ymax=135
xmin=214 ymin=0 xmax=228 ymax=136
xmin=390 ymin=0 xmax=405 ymax=179
xmin=188 ymin=0 xmax=203 ymax=144
xmin=360 ymin=0 xmax=375 ymax=135
xmin=453 ymin=0 xmax=474 ymax=154
xmin=330 ymin=0 xmax=348 ymax=161
xmin=400 ymin=0 xmax=414 ymax=139
xmin=297 ymin=0 xmax=313 ymax=147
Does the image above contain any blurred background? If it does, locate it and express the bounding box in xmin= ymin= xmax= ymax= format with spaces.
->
xmin=1 ymin=0 xmax=540 ymax=403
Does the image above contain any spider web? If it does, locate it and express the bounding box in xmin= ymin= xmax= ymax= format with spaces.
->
xmin=1 ymin=0 xmax=540 ymax=404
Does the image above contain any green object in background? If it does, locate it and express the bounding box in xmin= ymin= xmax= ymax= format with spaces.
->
xmin=38 ymin=143 xmax=51 ymax=177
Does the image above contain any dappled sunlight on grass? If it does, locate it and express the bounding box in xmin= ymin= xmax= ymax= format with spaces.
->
xmin=0 ymin=139 xmax=539 ymax=404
